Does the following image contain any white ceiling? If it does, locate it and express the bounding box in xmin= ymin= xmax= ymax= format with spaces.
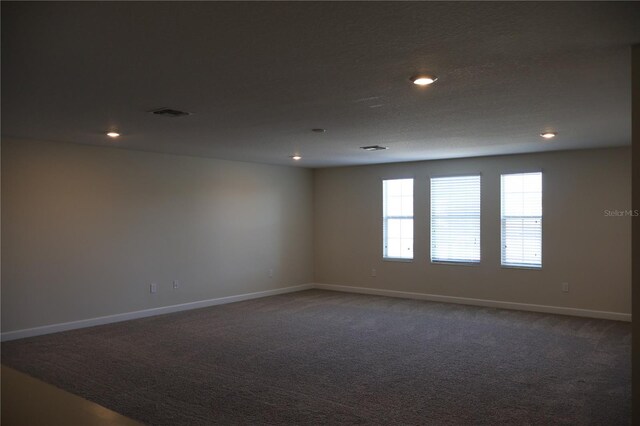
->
xmin=2 ymin=2 xmax=639 ymax=168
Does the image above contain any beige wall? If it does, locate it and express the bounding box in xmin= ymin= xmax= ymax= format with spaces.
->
xmin=314 ymin=148 xmax=631 ymax=314
xmin=1 ymin=140 xmax=632 ymax=333
xmin=1 ymin=138 xmax=314 ymax=332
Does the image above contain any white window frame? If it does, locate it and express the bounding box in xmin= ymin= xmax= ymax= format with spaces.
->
xmin=430 ymin=174 xmax=481 ymax=264
xmin=382 ymin=178 xmax=414 ymax=261
xmin=500 ymin=171 xmax=543 ymax=269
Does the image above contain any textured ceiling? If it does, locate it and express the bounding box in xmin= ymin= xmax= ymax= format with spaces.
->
xmin=2 ymin=2 xmax=639 ymax=168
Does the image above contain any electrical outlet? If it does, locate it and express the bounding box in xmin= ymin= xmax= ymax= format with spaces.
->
xmin=561 ymin=282 xmax=569 ymax=293
xmin=268 ymin=269 xmax=273 ymax=278
xmin=371 ymin=268 xmax=377 ymax=277
xmin=150 ymin=283 xmax=158 ymax=294
xmin=173 ymin=280 xmax=179 ymax=289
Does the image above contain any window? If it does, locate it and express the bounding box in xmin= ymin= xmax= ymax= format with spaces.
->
xmin=501 ymin=172 xmax=542 ymax=268
xmin=430 ymin=175 xmax=481 ymax=263
xmin=383 ymin=179 xmax=413 ymax=259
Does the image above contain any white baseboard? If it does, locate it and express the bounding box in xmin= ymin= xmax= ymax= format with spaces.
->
xmin=312 ymin=283 xmax=632 ymax=322
xmin=1 ymin=282 xmax=630 ymax=341
xmin=0 ymin=284 xmax=314 ymax=342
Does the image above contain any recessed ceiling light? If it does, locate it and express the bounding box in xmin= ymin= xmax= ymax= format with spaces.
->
xmin=106 ymin=132 xmax=120 ymax=138
xmin=540 ymin=132 xmax=557 ymax=139
xmin=312 ymin=128 xmax=326 ymax=133
xmin=290 ymin=155 xmax=302 ymax=161
xmin=410 ymin=75 xmax=437 ymax=86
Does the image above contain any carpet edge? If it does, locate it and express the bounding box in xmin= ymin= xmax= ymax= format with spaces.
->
xmin=0 ymin=284 xmax=315 ymax=341
xmin=313 ymin=283 xmax=632 ymax=322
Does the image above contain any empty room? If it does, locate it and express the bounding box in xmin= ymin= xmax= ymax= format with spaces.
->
xmin=1 ymin=2 xmax=638 ymax=425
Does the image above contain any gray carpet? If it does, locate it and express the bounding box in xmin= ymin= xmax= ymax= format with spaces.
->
xmin=1 ymin=290 xmax=631 ymax=425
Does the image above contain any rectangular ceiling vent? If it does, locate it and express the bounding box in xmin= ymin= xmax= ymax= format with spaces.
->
xmin=360 ymin=145 xmax=388 ymax=151
xmin=149 ymin=108 xmax=192 ymax=117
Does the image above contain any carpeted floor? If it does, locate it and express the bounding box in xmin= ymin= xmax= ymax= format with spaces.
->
xmin=1 ymin=290 xmax=631 ymax=425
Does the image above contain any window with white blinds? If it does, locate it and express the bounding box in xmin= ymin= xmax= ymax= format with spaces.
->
xmin=383 ymin=179 xmax=413 ymax=259
xmin=501 ymin=172 xmax=542 ymax=268
xmin=430 ymin=175 xmax=481 ymax=263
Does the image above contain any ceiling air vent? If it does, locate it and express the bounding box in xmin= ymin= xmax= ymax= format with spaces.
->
xmin=360 ymin=145 xmax=388 ymax=151
xmin=149 ymin=108 xmax=192 ymax=117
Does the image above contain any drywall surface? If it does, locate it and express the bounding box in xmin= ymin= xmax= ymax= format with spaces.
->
xmin=314 ymin=148 xmax=631 ymax=314
xmin=1 ymin=138 xmax=313 ymax=332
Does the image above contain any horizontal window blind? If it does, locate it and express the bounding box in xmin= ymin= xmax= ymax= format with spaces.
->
xmin=383 ymin=179 xmax=413 ymax=259
xmin=430 ymin=175 xmax=481 ymax=263
xmin=501 ymin=172 xmax=542 ymax=268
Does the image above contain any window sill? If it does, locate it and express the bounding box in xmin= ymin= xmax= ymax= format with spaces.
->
xmin=383 ymin=257 xmax=413 ymax=263
xmin=500 ymin=265 xmax=542 ymax=270
xmin=431 ymin=261 xmax=480 ymax=267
